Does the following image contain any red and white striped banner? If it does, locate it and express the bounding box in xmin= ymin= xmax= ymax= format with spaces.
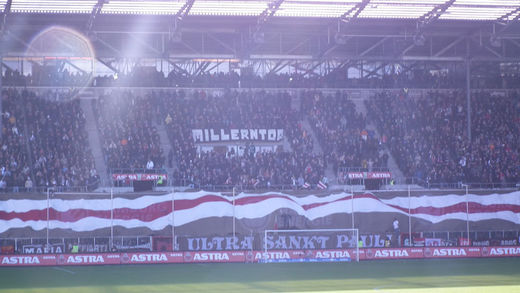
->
xmin=1 ymin=191 xmax=520 ymax=233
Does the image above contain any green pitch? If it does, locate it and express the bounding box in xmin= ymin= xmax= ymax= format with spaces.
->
xmin=1 ymin=258 xmax=520 ymax=292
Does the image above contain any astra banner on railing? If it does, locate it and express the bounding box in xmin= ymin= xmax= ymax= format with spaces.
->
xmin=112 ymin=174 xmax=168 ymax=181
xmin=347 ymin=172 xmax=392 ymax=179
xmin=1 ymin=190 xmax=520 ymax=233
xmin=2 ymin=246 xmax=520 ymax=266
xmin=192 ymin=129 xmax=284 ymax=143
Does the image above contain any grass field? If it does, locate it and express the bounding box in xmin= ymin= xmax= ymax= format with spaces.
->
xmin=1 ymin=258 xmax=520 ymax=292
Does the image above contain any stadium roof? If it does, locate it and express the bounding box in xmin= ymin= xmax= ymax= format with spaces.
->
xmin=0 ymin=0 xmax=519 ymax=73
xmin=0 ymin=0 xmax=519 ymax=21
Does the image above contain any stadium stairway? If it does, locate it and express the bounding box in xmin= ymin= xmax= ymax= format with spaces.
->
xmin=351 ymin=98 xmax=406 ymax=187
xmin=154 ymin=121 xmax=174 ymax=183
xmin=79 ymin=91 xmax=109 ymax=186
xmin=301 ymin=117 xmax=338 ymax=183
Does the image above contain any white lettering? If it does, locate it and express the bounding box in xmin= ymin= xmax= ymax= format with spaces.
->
xmin=230 ymin=129 xmax=239 ymax=140
xmin=258 ymin=129 xmax=267 ymax=140
xmin=490 ymin=247 xmax=520 ymax=256
xmin=267 ymin=129 xmax=276 ymax=141
xmin=220 ymin=129 xmax=230 ymax=141
xmin=276 ymin=129 xmax=284 ymax=141
xmin=240 ymin=129 xmax=249 ymax=140
xmin=374 ymin=249 xmax=409 ymax=258
xmin=249 ymin=129 xmax=258 ymax=140
xmin=254 ymin=252 xmax=290 ymax=260
xmin=315 ymin=250 xmax=351 ymax=259
xmin=130 ymin=254 xmax=168 ymax=262
xmin=210 ymin=129 xmax=220 ymax=141
xmin=192 ymin=129 xmax=203 ymax=142
xmin=67 ymin=255 xmax=104 ymax=264
xmin=1 ymin=256 xmax=40 ymax=265
xmin=193 ymin=252 xmax=230 ymax=261
xmin=432 ymin=248 xmax=467 ymax=257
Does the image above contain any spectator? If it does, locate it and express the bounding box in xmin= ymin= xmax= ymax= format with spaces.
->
xmin=24 ymin=177 xmax=33 ymax=191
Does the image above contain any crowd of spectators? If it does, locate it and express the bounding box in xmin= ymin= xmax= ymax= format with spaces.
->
xmin=3 ymin=65 xmax=519 ymax=89
xmin=91 ymin=69 xmax=520 ymax=90
xmin=1 ymin=89 xmax=30 ymax=189
xmin=3 ymin=68 xmax=520 ymax=190
xmin=1 ymin=89 xmax=97 ymax=190
xmin=93 ymin=91 xmax=164 ymax=170
xmin=366 ymin=90 xmax=520 ymax=184
xmin=302 ymin=91 xmax=387 ymax=179
xmin=2 ymin=67 xmax=91 ymax=87
xmin=152 ymin=89 xmax=325 ymax=188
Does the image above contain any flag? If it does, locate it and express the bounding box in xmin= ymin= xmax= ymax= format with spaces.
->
xmin=2 ymin=191 xmax=520 ymax=233
xmin=302 ymin=182 xmax=311 ymax=189
xmin=317 ymin=181 xmax=327 ymax=189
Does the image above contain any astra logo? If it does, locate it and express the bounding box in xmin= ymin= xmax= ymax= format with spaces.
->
xmin=67 ymin=255 xmax=104 ymax=264
xmin=432 ymin=248 xmax=467 ymax=257
xmin=315 ymin=251 xmax=351 ymax=258
xmin=1 ymin=256 xmax=40 ymax=265
xmin=490 ymin=247 xmax=520 ymax=256
xmin=374 ymin=249 xmax=409 ymax=258
xmin=193 ymin=252 xmax=230 ymax=261
xmin=131 ymin=254 xmax=168 ymax=262
xmin=254 ymin=252 xmax=291 ymax=260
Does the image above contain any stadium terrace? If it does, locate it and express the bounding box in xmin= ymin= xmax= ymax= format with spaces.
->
xmin=0 ymin=1 xmax=520 ymax=291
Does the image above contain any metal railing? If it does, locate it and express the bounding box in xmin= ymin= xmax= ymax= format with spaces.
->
xmin=0 ymin=236 xmax=153 ymax=254
xmin=394 ymin=177 xmax=519 ymax=190
xmin=0 ymin=179 xmax=100 ymax=194
xmin=1 ymin=230 xmax=518 ymax=254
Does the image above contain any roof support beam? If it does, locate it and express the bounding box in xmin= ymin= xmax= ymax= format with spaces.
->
xmin=166 ymin=59 xmax=190 ymax=76
xmin=268 ymin=60 xmax=288 ymax=75
xmin=96 ymin=57 xmax=118 ymax=74
xmin=508 ymin=38 xmax=520 ymax=49
xmin=206 ymin=33 xmax=237 ymax=55
xmin=340 ymin=0 xmax=370 ymax=24
xmin=494 ymin=7 xmax=520 ymax=37
xmin=252 ymin=0 xmax=285 ymax=43
xmin=6 ymin=30 xmax=37 ymax=53
xmin=0 ymin=0 xmax=11 ymax=36
xmin=86 ymin=0 xmax=106 ymax=34
xmin=169 ymin=0 xmax=196 ymax=44
xmin=400 ymin=42 xmax=417 ymax=57
xmin=418 ymin=0 xmax=455 ymax=30
xmin=498 ymin=6 xmax=520 ymax=23
xmin=283 ymin=37 xmax=311 ymax=55
xmin=95 ymin=36 xmax=122 ymax=56
xmin=434 ymin=36 xmax=466 ymax=57
xmin=334 ymin=0 xmax=370 ymax=44
xmin=359 ymin=37 xmax=389 ymax=57
xmin=324 ymin=59 xmax=354 ymax=76
xmin=302 ymin=61 xmax=326 ymax=77
xmin=64 ymin=60 xmax=88 ymax=75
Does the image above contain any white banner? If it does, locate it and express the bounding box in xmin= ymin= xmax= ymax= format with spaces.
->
xmin=192 ymin=129 xmax=284 ymax=143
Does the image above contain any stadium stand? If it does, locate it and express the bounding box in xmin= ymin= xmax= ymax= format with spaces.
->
xmin=93 ymin=90 xmax=165 ymax=170
xmin=1 ymin=89 xmax=98 ymax=190
xmin=3 ymin=67 xmax=520 ymax=89
xmin=156 ymin=89 xmax=325 ymax=188
xmin=302 ymin=90 xmax=387 ymax=177
xmin=366 ymin=90 xmax=520 ymax=185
